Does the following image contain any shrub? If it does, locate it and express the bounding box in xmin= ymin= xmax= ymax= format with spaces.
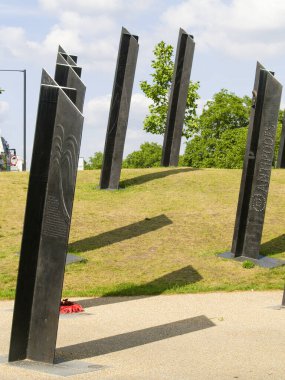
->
xmin=242 ymin=260 xmax=255 ymax=269
xmin=84 ymin=152 xmax=103 ymax=170
xmin=123 ymin=142 xmax=162 ymax=168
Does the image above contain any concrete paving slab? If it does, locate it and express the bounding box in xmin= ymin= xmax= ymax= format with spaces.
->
xmin=0 ymin=291 xmax=284 ymax=379
xmin=1 ymin=357 xmax=105 ymax=377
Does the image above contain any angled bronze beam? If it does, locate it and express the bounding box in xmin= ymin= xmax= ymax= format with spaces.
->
xmin=100 ymin=27 xmax=139 ymax=189
xmin=220 ymin=65 xmax=284 ymax=268
xmin=162 ymin=28 xmax=195 ymax=167
xmin=9 ymin=70 xmax=85 ymax=363
xmin=231 ymin=62 xmax=265 ymax=258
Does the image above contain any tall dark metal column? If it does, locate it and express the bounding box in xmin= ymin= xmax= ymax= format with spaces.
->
xmin=231 ymin=62 xmax=264 ymax=257
xmin=9 ymin=64 xmax=85 ymax=363
xmin=276 ymin=113 xmax=285 ymax=168
xmin=100 ymin=27 xmax=139 ymax=189
xmin=220 ymin=64 xmax=284 ymax=268
xmin=161 ymin=28 xmax=195 ymax=167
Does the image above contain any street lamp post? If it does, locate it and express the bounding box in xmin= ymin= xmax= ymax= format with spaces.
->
xmin=0 ymin=69 xmax=27 ymax=171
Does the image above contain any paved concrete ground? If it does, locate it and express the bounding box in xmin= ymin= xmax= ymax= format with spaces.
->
xmin=0 ymin=291 xmax=284 ymax=379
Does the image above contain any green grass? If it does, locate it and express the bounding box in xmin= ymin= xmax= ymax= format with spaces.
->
xmin=242 ymin=260 xmax=255 ymax=269
xmin=1 ymin=167 xmax=285 ymax=299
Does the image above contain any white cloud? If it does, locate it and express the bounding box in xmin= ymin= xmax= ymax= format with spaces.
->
xmin=84 ymin=92 xmax=150 ymax=131
xmin=0 ymin=27 xmax=33 ymax=58
xmin=129 ymin=93 xmax=151 ymax=118
xmin=126 ymin=129 xmax=146 ymax=141
xmin=42 ymin=27 xmax=82 ymax=53
xmin=196 ymin=98 xmax=208 ymax=116
xmin=40 ymin=10 xmax=118 ymax=70
xmin=39 ymin=0 xmax=154 ymax=13
xmin=81 ymin=92 xmax=161 ymax=158
xmin=2 ymin=0 xmax=285 ymax=74
xmin=0 ymin=4 xmax=116 ymax=68
xmin=84 ymin=94 xmax=111 ymax=129
xmin=0 ymin=4 xmax=39 ymax=16
xmin=161 ymin=0 xmax=285 ymax=58
xmin=59 ymin=12 xmax=116 ymax=34
xmin=39 ymin=0 xmax=123 ymax=13
xmin=0 ymin=22 xmax=117 ymax=73
xmin=0 ymin=7 xmax=120 ymax=71
xmin=0 ymin=101 xmax=9 ymax=121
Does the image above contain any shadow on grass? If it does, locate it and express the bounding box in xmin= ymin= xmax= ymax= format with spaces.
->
xmin=260 ymin=234 xmax=285 ymax=256
xmin=119 ymin=167 xmax=196 ymax=188
xmin=56 ymin=315 xmax=214 ymax=360
xmin=77 ymin=265 xmax=202 ymax=309
xmin=68 ymin=214 xmax=172 ymax=253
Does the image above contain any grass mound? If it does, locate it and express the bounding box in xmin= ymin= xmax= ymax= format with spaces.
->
xmin=1 ymin=167 xmax=285 ymax=299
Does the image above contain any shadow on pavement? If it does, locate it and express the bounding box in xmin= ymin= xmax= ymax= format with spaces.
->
xmin=77 ymin=265 xmax=202 ymax=308
xmin=56 ymin=315 xmax=215 ymax=360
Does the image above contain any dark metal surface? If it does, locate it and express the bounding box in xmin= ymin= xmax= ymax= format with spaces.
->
xmin=55 ymin=64 xmax=85 ymax=112
xmin=225 ymin=65 xmax=282 ymax=262
xmin=56 ymin=53 xmax=82 ymax=77
xmin=161 ymin=28 xmax=195 ymax=167
xmin=231 ymin=62 xmax=265 ymax=257
xmin=57 ymin=45 xmax=78 ymax=66
xmin=54 ymin=47 xmax=85 ymax=113
xmin=9 ymin=70 xmax=85 ymax=364
xmin=56 ymin=46 xmax=82 ymax=82
xmin=276 ymin=114 xmax=285 ymax=168
xmin=41 ymin=68 xmax=77 ymax=104
xmin=100 ymin=27 xmax=139 ymax=189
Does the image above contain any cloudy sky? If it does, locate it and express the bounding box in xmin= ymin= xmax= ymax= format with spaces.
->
xmin=1 ymin=0 xmax=285 ymax=166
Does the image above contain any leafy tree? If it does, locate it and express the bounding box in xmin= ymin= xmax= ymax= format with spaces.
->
xmin=182 ymin=135 xmax=217 ymax=168
xmin=0 ymin=88 xmax=4 ymax=94
xmin=140 ymin=41 xmax=200 ymax=139
xmin=273 ymin=111 xmax=284 ymax=166
xmin=123 ymin=142 xmax=162 ymax=168
xmin=183 ymin=127 xmax=248 ymax=168
xmin=198 ymin=89 xmax=251 ymax=139
xmin=84 ymin=152 xmax=103 ymax=170
xmin=183 ymin=89 xmax=252 ymax=168
xmin=213 ymin=127 xmax=248 ymax=168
